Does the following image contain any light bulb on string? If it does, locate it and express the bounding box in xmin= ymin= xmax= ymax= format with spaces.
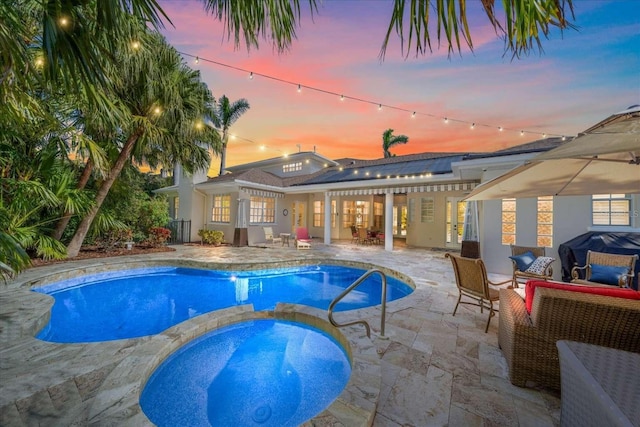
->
xmin=470 ymin=123 xmax=475 ymax=130
xmin=173 ymin=50 xmax=568 ymax=143
xmin=412 ymin=112 xmax=416 ymax=118
xmin=520 ymin=130 xmax=525 ymax=136
xmin=498 ymin=126 xmax=503 ymax=132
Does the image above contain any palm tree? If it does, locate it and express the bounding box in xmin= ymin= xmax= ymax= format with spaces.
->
xmin=2 ymin=1 xmax=575 ymax=106
xmin=66 ymin=30 xmax=220 ymax=257
xmin=382 ymin=129 xmax=409 ymax=158
xmin=212 ymin=96 xmax=250 ymax=175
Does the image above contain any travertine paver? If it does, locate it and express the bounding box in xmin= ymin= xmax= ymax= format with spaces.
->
xmin=0 ymin=241 xmax=561 ymax=426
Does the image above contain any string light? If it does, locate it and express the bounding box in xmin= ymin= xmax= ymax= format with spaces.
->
xmin=177 ymin=51 xmax=568 ymax=141
xmin=498 ymin=126 xmax=503 ymax=132
xmin=59 ymin=17 xmax=69 ymax=27
xmin=195 ymin=56 xmax=199 ymax=64
xmin=297 ymin=84 xmax=301 ymax=93
xmin=131 ymin=40 xmax=141 ymax=50
xmin=412 ymin=112 xmax=416 ymax=118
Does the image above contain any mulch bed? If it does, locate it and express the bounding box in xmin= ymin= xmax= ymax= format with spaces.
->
xmin=29 ymin=245 xmax=176 ymax=267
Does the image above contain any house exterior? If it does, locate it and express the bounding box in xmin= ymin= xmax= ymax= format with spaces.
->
xmin=156 ymin=141 xmax=640 ymax=278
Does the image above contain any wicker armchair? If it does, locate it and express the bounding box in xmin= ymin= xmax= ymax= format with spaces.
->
xmin=510 ymin=245 xmax=553 ymax=288
xmin=445 ymin=253 xmax=511 ymax=332
xmin=571 ymin=250 xmax=638 ymax=288
xmin=498 ymin=286 xmax=640 ymax=390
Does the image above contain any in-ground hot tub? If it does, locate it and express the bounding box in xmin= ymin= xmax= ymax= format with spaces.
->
xmin=140 ymin=318 xmax=351 ymax=426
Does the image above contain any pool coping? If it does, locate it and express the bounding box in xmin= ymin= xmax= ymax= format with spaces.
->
xmin=2 ymin=258 xmax=413 ymax=425
xmin=87 ymin=304 xmax=381 ymax=426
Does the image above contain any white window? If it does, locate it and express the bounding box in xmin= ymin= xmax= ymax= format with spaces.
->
xmin=313 ymin=201 xmax=324 ymax=227
xmin=592 ymin=194 xmax=631 ymax=226
xmin=211 ymin=194 xmax=231 ymax=223
xmin=249 ymin=196 xmax=276 ymax=224
xmin=282 ymin=162 xmax=302 ymax=173
xmin=537 ymin=196 xmax=553 ymax=247
xmin=421 ymin=197 xmax=435 ymax=223
xmin=502 ymin=198 xmax=516 ymax=245
xmin=171 ymin=196 xmax=179 ymax=219
xmin=373 ymin=201 xmax=383 ymax=229
xmin=331 ymin=200 xmax=337 ymax=228
xmin=342 ymin=200 xmax=369 ymax=228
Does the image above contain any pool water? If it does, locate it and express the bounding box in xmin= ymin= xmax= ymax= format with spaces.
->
xmin=139 ymin=319 xmax=351 ymax=427
xmin=34 ymin=265 xmax=412 ymax=342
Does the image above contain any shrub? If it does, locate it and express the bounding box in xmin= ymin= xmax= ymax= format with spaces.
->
xmin=197 ymin=229 xmax=224 ymax=246
xmin=148 ymin=227 xmax=172 ymax=247
xmin=96 ymin=228 xmax=133 ymax=251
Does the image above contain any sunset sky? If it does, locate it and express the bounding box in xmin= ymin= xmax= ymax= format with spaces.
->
xmin=157 ymin=0 xmax=639 ymax=171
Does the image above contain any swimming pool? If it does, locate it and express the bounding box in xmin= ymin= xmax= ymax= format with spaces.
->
xmin=140 ymin=319 xmax=351 ymax=426
xmin=33 ymin=264 xmax=413 ymax=342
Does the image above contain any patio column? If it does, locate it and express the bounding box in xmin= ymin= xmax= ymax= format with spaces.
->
xmin=384 ymin=192 xmax=393 ymax=252
xmin=324 ymin=192 xmax=332 ymax=245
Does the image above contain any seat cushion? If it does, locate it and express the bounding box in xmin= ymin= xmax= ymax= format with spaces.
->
xmin=524 ymin=280 xmax=640 ymax=314
xmin=510 ymin=251 xmax=536 ymax=271
xmin=589 ymin=264 xmax=629 ymax=286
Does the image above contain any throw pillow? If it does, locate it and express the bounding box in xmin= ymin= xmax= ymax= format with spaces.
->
xmin=525 ymin=256 xmax=555 ymax=275
xmin=589 ymin=264 xmax=629 ymax=286
xmin=509 ymin=251 xmax=537 ymax=271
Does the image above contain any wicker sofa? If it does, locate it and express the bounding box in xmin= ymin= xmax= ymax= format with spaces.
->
xmin=498 ymin=281 xmax=640 ymax=390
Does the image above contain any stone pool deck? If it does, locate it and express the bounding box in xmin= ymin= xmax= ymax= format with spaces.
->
xmin=0 ymin=242 xmax=561 ymax=426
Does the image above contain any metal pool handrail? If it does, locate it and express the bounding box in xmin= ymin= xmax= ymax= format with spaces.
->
xmin=327 ymin=269 xmax=387 ymax=339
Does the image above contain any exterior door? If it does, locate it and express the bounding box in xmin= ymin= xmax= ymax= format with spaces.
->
xmin=392 ymin=205 xmax=407 ymax=237
xmin=446 ymin=198 xmax=466 ymax=248
xmin=291 ymin=201 xmax=306 ymax=232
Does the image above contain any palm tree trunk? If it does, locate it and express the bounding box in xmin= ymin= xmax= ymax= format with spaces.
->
xmin=52 ymin=158 xmax=94 ymax=241
xmin=219 ymin=141 xmax=228 ymax=175
xmin=66 ymin=128 xmax=143 ymax=257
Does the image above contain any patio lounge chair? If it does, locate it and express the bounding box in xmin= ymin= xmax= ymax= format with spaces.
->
xmin=295 ymin=227 xmax=312 ymax=249
xmin=263 ymin=227 xmax=282 ymax=245
xmin=509 ymin=245 xmax=554 ymax=288
xmin=571 ymin=250 xmax=638 ymax=288
xmin=445 ymin=253 xmax=512 ymax=333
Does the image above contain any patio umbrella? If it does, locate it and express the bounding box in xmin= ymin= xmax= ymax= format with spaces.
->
xmin=465 ymin=106 xmax=640 ymax=200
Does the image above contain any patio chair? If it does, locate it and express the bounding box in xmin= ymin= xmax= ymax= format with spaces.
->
xmin=357 ymin=227 xmax=373 ymax=245
xmin=571 ymin=250 xmax=638 ymax=288
xmin=509 ymin=245 xmax=554 ymax=288
xmin=295 ymin=227 xmax=312 ymax=249
xmin=350 ymin=225 xmax=359 ymax=244
xmin=445 ymin=253 xmax=512 ymax=333
xmin=263 ymin=227 xmax=282 ymax=245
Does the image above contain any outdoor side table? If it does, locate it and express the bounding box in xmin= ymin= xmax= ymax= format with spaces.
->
xmin=556 ymin=340 xmax=640 ymax=427
xmin=280 ymin=233 xmax=291 ymax=246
